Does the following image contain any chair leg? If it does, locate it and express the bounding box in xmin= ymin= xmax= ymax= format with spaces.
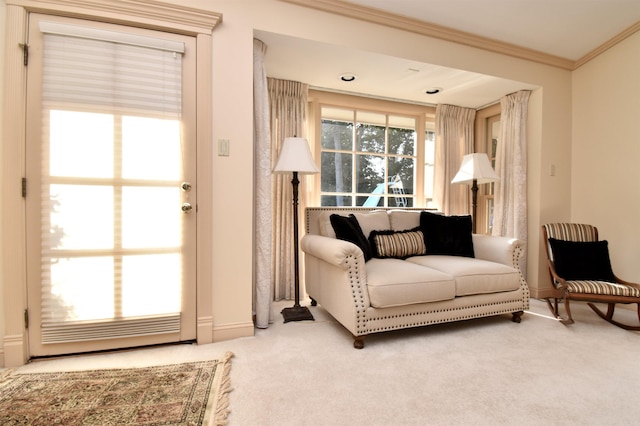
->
xmin=562 ymin=298 xmax=575 ymax=324
xmin=545 ymin=297 xmax=574 ymax=324
xmin=545 ymin=298 xmax=559 ymax=317
xmin=587 ymin=303 xmax=640 ymax=331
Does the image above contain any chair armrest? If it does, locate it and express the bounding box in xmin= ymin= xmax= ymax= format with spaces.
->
xmin=472 ymin=234 xmax=524 ymax=270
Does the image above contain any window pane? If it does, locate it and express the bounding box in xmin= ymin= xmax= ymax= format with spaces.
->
xmin=356 ymin=154 xmax=384 ymax=194
xmin=321 ymin=195 xmax=352 ymax=207
xmin=321 ymin=119 xmax=353 ymax=150
xmin=358 ymin=195 xmax=381 ymax=207
xmin=388 ymin=126 xmax=416 ymax=156
xmin=49 ymin=184 xmax=114 ymax=250
xmin=49 ymin=110 xmax=113 ymax=178
xmin=424 ymin=130 xmax=436 ymax=207
xmin=122 ymin=187 xmax=181 ymax=248
xmin=321 ymin=151 xmax=352 ymax=192
xmin=356 ymin=111 xmax=385 ymax=153
xmin=388 ymin=195 xmax=413 ymax=208
xmin=122 ymin=116 xmax=181 ymax=180
xmin=48 ymin=257 xmax=115 ymax=322
xmin=389 ymin=157 xmax=415 ymax=195
xmin=122 ymin=254 xmax=181 ymax=316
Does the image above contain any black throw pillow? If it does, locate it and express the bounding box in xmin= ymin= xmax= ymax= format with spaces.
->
xmin=330 ymin=214 xmax=373 ymax=261
xmin=419 ymin=211 xmax=474 ymax=257
xmin=548 ymin=238 xmax=616 ymax=282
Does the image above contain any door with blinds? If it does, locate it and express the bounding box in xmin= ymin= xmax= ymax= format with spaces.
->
xmin=25 ymin=14 xmax=197 ymax=357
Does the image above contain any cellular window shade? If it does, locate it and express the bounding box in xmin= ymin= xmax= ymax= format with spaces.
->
xmin=40 ymin=21 xmax=183 ymax=116
xmin=39 ymin=22 xmax=184 ymax=343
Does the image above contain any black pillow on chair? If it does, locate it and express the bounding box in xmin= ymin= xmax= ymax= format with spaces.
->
xmin=330 ymin=214 xmax=373 ymax=261
xmin=548 ymin=238 xmax=616 ymax=282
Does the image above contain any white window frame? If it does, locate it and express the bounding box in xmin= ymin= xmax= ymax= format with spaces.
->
xmin=309 ymin=90 xmax=435 ymax=208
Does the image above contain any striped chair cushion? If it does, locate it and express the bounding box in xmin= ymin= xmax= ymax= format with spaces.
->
xmin=565 ymin=280 xmax=640 ymax=297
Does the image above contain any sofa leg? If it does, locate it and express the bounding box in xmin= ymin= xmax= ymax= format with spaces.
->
xmin=511 ymin=311 xmax=524 ymax=323
xmin=353 ymin=335 xmax=365 ymax=349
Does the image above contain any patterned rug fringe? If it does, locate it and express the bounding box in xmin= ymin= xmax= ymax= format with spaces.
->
xmin=211 ymin=351 xmax=234 ymax=426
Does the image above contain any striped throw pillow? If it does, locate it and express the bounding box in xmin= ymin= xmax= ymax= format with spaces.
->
xmin=369 ymin=228 xmax=426 ymax=259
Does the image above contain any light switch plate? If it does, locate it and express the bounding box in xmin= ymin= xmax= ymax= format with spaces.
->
xmin=218 ymin=139 xmax=230 ymax=156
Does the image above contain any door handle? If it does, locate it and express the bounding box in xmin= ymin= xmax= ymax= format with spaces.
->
xmin=181 ymin=203 xmax=193 ymax=213
xmin=181 ymin=182 xmax=192 ymax=192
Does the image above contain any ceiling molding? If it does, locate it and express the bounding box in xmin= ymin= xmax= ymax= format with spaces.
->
xmin=574 ymin=20 xmax=640 ymax=69
xmin=281 ymin=0 xmax=640 ymax=71
xmin=280 ymin=0 xmax=574 ymax=70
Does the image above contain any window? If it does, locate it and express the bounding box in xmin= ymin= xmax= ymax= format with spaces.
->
xmin=475 ymin=104 xmax=501 ymax=234
xmin=315 ymin=96 xmax=434 ymax=208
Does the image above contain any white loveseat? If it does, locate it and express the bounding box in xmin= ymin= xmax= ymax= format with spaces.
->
xmin=301 ymin=207 xmax=530 ymax=348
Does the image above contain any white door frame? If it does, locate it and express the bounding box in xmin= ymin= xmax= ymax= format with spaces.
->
xmin=1 ymin=0 xmax=221 ymax=367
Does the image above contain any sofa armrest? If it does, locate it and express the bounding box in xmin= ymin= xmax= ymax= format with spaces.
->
xmin=300 ymin=234 xmax=366 ymax=268
xmin=301 ymin=234 xmax=370 ymax=335
xmin=472 ymin=234 xmax=524 ymax=270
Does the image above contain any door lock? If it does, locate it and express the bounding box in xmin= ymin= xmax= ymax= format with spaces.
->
xmin=181 ymin=182 xmax=192 ymax=192
xmin=181 ymin=203 xmax=193 ymax=213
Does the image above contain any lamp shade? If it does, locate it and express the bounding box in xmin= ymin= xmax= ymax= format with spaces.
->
xmin=451 ymin=153 xmax=500 ymax=185
xmin=273 ymin=137 xmax=320 ymax=174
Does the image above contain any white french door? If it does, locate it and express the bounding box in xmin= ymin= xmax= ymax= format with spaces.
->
xmin=25 ymin=14 xmax=197 ymax=357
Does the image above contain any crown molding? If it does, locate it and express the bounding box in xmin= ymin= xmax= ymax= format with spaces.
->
xmin=6 ymin=0 xmax=222 ymax=35
xmin=280 ymin=0 xmax=640 ymax=71
xmin=574 ymin=20 xmax=640 ymax=69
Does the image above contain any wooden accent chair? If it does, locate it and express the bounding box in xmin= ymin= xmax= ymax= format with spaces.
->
xmin=542 ymin=223 xmax=640 ymax=330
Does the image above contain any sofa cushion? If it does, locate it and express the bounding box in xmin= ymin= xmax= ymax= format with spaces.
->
xmin=366 ymin=258 xmax=455 ymax=308
xmin=352 ymin=211 xmax=391 ymax=238
xmin=548 ymin=238 xmax=616 ymax=282
xmin=369 ymin=228 xmax=426 ymax=259
xmin=317 ymin=211 xmax=337 ymax=238
xmin=406 ymin=255 xmax=520 ymax=296
xmin=330 ymin=214 xmax=373 ymax=261
xmin=388 ymin=210 xmax=422 ymax=231
xmin=420 ymin=211 xmax=474 ymax=257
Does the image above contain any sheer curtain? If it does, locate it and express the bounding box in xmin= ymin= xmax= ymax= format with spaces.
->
xmin=253 ymin=38 xmax=272 ymax=328
xmin=268 ymin=78 xmax=309 ymax=302
xmin=493 ymin=90 xmax=531 ymax=243
xmin=433 ymin=104 xmax=476 ymax=215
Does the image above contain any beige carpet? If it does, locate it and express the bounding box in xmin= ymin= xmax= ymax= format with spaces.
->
xmin=4 ymin=299 xmax=640 ymax=425
xmin=0 ymin=352 xmax=233 ymax=426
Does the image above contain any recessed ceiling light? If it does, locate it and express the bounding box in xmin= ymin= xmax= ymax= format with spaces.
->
xmin=425 ymin=87 xmax=442 ymax=95
xmin=339 ymin=73 xmax=356 ymax=82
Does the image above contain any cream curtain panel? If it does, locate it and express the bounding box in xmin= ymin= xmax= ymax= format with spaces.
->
xmin=268 ymin=78 xmax=309 ymax=302
xmin=433 ymin=104 xmax=476 ymax=215
xmin=253 ymin=39 xmax=272 ymax=328
xmin=493 ymin=90 xmax=531 ymax=244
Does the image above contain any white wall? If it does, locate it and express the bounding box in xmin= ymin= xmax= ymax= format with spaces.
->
xmin=572 ymin=31 xmax=640 ymax=282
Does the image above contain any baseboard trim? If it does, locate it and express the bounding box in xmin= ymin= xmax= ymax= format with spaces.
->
xmin=212 ymin=322 xmax=254 ymax=342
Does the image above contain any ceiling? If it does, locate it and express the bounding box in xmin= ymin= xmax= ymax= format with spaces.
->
xmin=257 ymin=0 xmax=640 ymax=108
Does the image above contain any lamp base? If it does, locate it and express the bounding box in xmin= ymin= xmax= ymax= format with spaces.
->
xmin=281 ymin=305 xmax=315 ymax=323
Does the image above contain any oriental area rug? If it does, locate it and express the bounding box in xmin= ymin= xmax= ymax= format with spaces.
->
xmin=0 ymin=352 xmax=233 ymax=426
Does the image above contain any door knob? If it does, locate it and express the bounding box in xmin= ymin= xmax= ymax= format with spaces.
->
xmin=181 ymin=182 xmax=192 ymax=192
xmin=181 ymin=203 xmax=193 ymax=213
